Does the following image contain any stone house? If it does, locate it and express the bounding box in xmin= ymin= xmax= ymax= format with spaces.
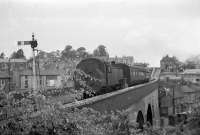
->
xmin=160 ymin=95 xmax=173 ymax=117
xmin=0 ymin=58 xmax=28 ymax=90
xmin=19 ymin=70 xmax=62 ymax=90
xmin=0 ymin=58 xmax=27 ymax=71
xmin=160 ymin=55 xmax=181 ymax=73
xmin=0 ymin=72 xmax=11 ymax=91
xmin=109 ymin=56 xmax=134 ymax=66
xmin=181 ymin=69 xmax=200 ymax=84
xmin=175 ymin=85 xmax=200 ymax=114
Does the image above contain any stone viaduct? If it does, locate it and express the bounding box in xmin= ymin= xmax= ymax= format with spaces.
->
xmin=64 ymin=68 xmax=161 ymax=127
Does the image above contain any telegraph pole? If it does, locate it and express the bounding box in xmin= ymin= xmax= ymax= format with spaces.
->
xmin=18 ymin=33 xmax=38 ymax=91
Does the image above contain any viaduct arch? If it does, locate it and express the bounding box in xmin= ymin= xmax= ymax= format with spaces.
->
xmin=64 ymin=80 xmax=160 ymax=128
xmin=136 ymin=111 xmax=144 ymax=129
xmin=147 ymin=104 xmax=153 ymax=126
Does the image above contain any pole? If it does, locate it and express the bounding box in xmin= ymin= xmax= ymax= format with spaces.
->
xmin=32 ymin=48 xmax=37 ymax=91
xmin=36 ymin=50 xmax=41 ymax=89
xmin=32 ymin=34 xmax=37 ymax=91
xmin=8 ymin=58 xmax=10 ymax=92
xmin=172 ymin=86 xmax=175 ymax=114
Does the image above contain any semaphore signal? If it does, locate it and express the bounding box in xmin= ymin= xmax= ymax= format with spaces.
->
xmin=17 ymin=33 xmax=38 ymax=92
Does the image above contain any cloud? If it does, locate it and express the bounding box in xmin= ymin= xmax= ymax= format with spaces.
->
xmin=122 ymin=18 xmax=200 ymax=66
xmin=1 ymin=0 xmax=200 ymax=66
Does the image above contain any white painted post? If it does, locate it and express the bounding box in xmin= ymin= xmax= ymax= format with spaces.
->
xmin=32 ymin=48 xmax=37 ymax=91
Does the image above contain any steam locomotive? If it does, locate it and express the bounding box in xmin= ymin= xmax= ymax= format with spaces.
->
xmin=74 ymin=57 xmax=150 ymax=97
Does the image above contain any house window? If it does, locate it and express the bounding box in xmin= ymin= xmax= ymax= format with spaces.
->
xmin=25 ymin=80 xmax=28 ymax=88
xmin=0 ymin=80 xmax=5 ymax=89
xmin=161 ymin=107 xmax=168 ymax=116
xmin=1 ymin=80 xmax=5 ymax=85
xmin=46 ymin=75 xmax=57 ymax=87
xmin=24 ymin=76 xmax=28 ymax=88
xmin=40 ymin=76 xmax=42 ymax=86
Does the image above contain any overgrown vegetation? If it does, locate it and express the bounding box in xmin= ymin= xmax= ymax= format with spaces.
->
xmin=0 ymin=89 xmax=138 ymax=135
xmin=73 ymin=69 xmax=103 ymax=99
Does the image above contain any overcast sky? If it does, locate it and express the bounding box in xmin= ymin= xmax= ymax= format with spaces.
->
xmin=1 ymin=0 xmax=200 ymax=66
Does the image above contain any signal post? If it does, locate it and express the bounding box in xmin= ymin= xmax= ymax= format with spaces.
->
xmin=18 ymin=33 xmax=38 ymax=91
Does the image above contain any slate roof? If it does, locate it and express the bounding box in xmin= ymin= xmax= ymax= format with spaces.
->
xmin=20 ymin=70 xmax=61 ymax=76
xmin=174 ymin=85 xmax=200 ymax=98
xmin=174 ymin=88 xmax=185 ymax=98
xmin=0 ymin=58 xmax=27 ymax=63
xmin=160 ymin=55 xmax=179 ymax=63
xmin=189 ymin=84 xmax=200 ymax=92
xmin=181 ymin=85 xmax=196 ymax=93
xmin=183 ymin=69 xmax=200 ymax=74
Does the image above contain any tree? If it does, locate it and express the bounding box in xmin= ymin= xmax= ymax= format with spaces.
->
xmin=10 ymin=49 xmax=26 ymax=59
xmin=0 ymin=86 xmax=133 ymax=135
xmin=0 ymin=52 xmax=5 ymax=58
xmin=184 ymin=55 xmax=200 ymax=69
xmin=76 ymin=47 xmax=89 ymax=58
xmin=36 ymin=50 xmax=46 ymax=59
xmin=93 ymin=45 xmax=109 ymax=57
xmin=184 ymin=61 xmax=196 ymax=69
xmin=77 ymin=47 xmax=86 ymax=53
xmin=61 ymin=45 xmax=76 ymax=60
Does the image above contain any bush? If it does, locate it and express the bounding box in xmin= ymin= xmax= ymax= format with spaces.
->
xmin=0 ymin=90 xmax=135 ymax=135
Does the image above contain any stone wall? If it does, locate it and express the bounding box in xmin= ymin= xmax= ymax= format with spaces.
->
xmin=64 ymin=80 xmax=158 ymax=112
